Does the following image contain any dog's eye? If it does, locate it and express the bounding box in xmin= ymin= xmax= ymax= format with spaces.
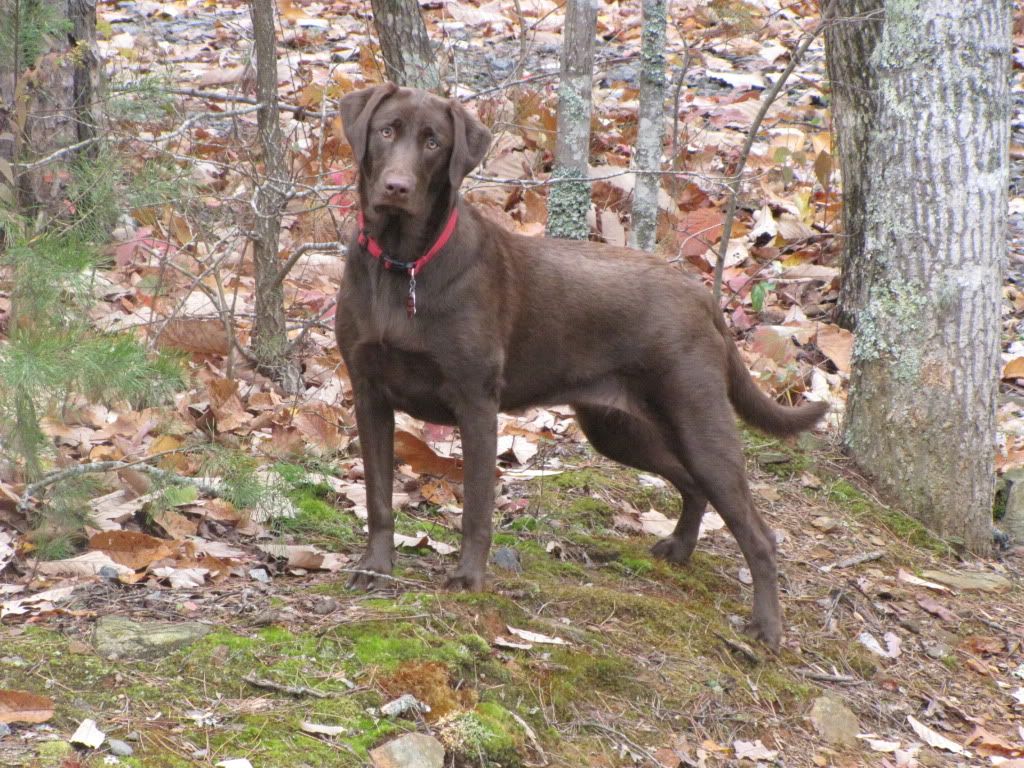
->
xmin=425 ymin=136 xmax=439 ymax=151
xmin=380 ymin=126 xmax=394 ymax=139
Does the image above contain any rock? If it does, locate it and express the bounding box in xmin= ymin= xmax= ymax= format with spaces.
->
xmin=809 ymin=695 xmax=860 ymax=747
xmin=920 ymin=569 xmax=1012 ymax=593
xmin=108 ymin=738 xmax=134 ymax=756
xmin=811 ymin=516 xmax=839 ymax=533
xmin=1002 ymin=468 xmax=1024 ymax=541
xmin=490 ymin=546 xmax=523 ymax=573
xmin=311 ymin=597 xmax=338 ymax=615
xmin=369 ymin=733 xmax=445 ymax=768
xmin=94 ymin=616 xmax=211 ymax=660
xmin=0 ymin=722 xmax=11 ymax=738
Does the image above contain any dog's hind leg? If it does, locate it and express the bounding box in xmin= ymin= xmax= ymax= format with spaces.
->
xmin=654 ymin=378 xmax=783 ymax=649
xmin=575 ymin=404 xmax=708 ymax=565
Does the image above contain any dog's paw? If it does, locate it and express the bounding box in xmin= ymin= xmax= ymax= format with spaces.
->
xmin=444 ymin=567 xmax=486 ymax=592
xmin=743 ymin=617 xmax=781 ymax=652
xmin=650 ymin=535 xmax=696 ymax=565
xmin=346 ymin=554 xmax=394 ymax=591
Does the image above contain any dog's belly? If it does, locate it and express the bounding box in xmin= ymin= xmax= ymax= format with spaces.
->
xmin=351 ymin=342 xmax=458 ymax=424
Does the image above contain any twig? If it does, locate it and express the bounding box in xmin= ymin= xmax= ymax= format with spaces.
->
xmin=271 ymin=241 xmax=345 ymax=290
xmin=112 ymin=84 xmax=313 ymax=116
xmin=242 ymin=674 xmax=330 ymax=698
xmin=580 ymin=720 xmax=663 ymax=767
xmin=797 ymin=669 xmax=859 ymax=684
xmin=337 ymin=568 xmax=430 ymax=588
xmin=820 ymin=550 xmax=884 ymax=572
xmin=713 ymin=22 xmax=823 ymax=303
xmin=18 ymin=460 xmax=222 ymax=512
xmin=713 ymin=631 xmax=763 ymax=664
xmin=14 ymin=135 xmax=104 ymax=173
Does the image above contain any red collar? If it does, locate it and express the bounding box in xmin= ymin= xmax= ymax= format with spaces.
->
xmin=356 ymin=208 xmax=459 ymax=276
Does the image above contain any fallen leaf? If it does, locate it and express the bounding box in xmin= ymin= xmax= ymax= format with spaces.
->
xmin=32 ymin=551 xmax=134 ymax=579
xmin=393 ymin=531 xmax=457 ymax=556
xmin=394 ymin=430 xmax=465 ymax=480
xmin=0 ymin=585 xmax=76 ymax=619
xmin=257 ymin=543 xmax=348 ymax=571
xmin=897 ymin=569 xmax=951 ymax=593
xmin=858 ymin=630 xmax=901 ymax=659
xmin=916 ymin=596 xmax=957 ymax=622
xmin=857 ymin=735 xmax=901 ymax=752
xmin=151 ymin=566 xmax=208 ymax=588
xmin=89 ymin=530 xmax=175 ymax=570
xmin=0 ymin=690 xmax=55 ymax=724
xmin=907 ymin=715 xmax=969 ymax=756
xmin=507 ymin=626 xmax=568 ymax=645
xmin=70 ymin=717 xmax=106 ymax=748
xmin=963 ymin=725 xmax=1024 ymax=757
xmin=733 ymin=739 xmax=779 ymax=761
xmin=815 ymin=323 xmax=854 ymax=374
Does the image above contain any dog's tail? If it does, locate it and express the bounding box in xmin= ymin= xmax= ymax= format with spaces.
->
xmin=716 ymin=313 xmax=828 ymax=437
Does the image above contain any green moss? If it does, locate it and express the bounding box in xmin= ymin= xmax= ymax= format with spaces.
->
xmin=615 ymin=554 xmax=654 ymax=577
xmin=335 ymin=621 xmax=481 ymax=672
xmin=827 ymin=479 xmax=951 ymax=555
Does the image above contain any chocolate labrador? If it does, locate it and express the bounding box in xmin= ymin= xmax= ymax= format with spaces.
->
xmin=334 ymin=83 xmax=826 ymax=648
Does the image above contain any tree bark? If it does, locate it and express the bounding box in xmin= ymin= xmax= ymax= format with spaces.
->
xmin=842 ymin=0 xmax=1010 ymax=553
xmin=0 ymin=0 xmax=100 ymax=219
xmin=628 ymin=0 xmax=667 ymax=252
xmin=546 ymin=0 xmax=597 ymax=240
xmin=248 ymin=0 xmax=299 ymax=391
xmin=823 ymin=0 xmax=883 ymax=329
xmin=370 ymin=0 xmax=441 ymax=92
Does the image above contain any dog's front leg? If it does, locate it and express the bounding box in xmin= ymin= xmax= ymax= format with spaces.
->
xmin=349 ymin=385 xmax=396 ymax=590
xmin=446 ymin=403 xmax=499 ymax=591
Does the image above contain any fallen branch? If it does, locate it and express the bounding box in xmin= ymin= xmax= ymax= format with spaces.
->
xmin=18 ymin=459 xmax=222 ymax=513
xmin=243 ymin=674 xmax=330 ymax=698
xmin=820 ymin=550 xmax=884 ymax=572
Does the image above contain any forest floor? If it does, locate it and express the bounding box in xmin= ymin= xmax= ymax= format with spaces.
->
xmin=4 ymin=1 xmax=1024 ymax=767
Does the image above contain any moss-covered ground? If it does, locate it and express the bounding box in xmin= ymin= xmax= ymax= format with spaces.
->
xmin=3 ymin=435 xmax=1023 ymax=767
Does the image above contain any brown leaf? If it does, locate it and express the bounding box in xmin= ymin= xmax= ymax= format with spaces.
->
xmin=0 ymin=690 xmax=55 ymax=724
xmin=158 ymin=318 xmax=230 ymax=356
xmin=677 ymin=207 xmax=724 ymax=259
xmin=964 ymin=725 xmax=1024 ymax=758
xmin=815 ymin=323 xmax=854 ymax=374
xmin=394 ymin=430 xmax=465 ymax=480
xmin=1003 ymin=357 xmax=1024 ymax=380
xmin=916 ymin=596 xmax=957 ymax=622
xmin=88 ymin=530 xmax=175 ymax=571
xmin=962 ymin=635 xmax=1005 ymax=656
xmin=151 ymin=508 xmax=199 ymax=540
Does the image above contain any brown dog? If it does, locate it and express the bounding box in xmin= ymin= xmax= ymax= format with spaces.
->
xmin=334 ymin=84 xmax=826 ymax=648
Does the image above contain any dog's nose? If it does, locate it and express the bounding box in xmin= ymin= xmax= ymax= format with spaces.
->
xmin=383 ymin=175 xmax=413 ymax=197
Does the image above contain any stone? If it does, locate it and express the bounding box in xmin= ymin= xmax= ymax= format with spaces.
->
xmin=809 ymin=695 xmax=860 ymax=747
xmin=0 ymin=722 xmax=11 ymax=738
xmin=490 ymin=546 xmax=523 ymax=573
xmin=369 ymin=733 xmax=445 ymax=768
xmin=1002 ymin=468 xmax=1024 ymax=541
xmin=94 ymin=616 xmax=211 ymax=660
xmin=920 ymin=569 xmax=1012 ymax=593
xmin=811 ymin=516 xmax=839 ymax=533
xmin=108 ymin=738 xmax=134 ymax=757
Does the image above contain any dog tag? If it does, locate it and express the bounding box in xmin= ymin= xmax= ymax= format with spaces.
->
xmin=406 ymin=272 xmax=417 ymax=318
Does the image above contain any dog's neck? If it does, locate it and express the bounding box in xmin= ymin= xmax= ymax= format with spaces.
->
xmin=358 ymin=188 xmax=459 ymax=265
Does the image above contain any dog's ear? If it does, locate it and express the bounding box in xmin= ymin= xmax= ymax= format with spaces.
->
xmin=338 ymin=83 xmax=398 ymax=169
xmin=448 ymin=99 xmax=492 ymax=190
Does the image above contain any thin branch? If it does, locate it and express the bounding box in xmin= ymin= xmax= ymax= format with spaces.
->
xmin=19 ymin=460 xmax=222 ymax=512
xmin=271 ymin=241 xmax=346 ymax=290
xmin=712 ymin=22 xmax=823 ymax=303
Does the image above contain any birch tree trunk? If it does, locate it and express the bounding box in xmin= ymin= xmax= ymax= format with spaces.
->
xmin=824 ymin=0 xmax=882 ymax=329
xmin=546 ymin=0 xmax=597 ymax=240
xmin=628 ymin=0 xmax=668 ymax=252
xmin=370 ymin=0 xmax=441 ymax=92
xmin=248 ymin=0 xmax=300 ymax=391
xmin=842 ymin=0 xmax=1010 ymax=552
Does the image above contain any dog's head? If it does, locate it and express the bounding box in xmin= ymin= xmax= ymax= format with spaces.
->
xmin=339 ymin=84 xmax=492 ymax=218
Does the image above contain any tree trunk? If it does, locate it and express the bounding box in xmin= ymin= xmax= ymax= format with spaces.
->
xmin=824 ymin=0 xmax=882 ymax=329
xmin=248 ymin=0 xmax=299 ymax=391
xmin=842 ymin=0 xmax=1010 ymax=553
xmin=0 ymin=0 xmax=100 ymax=220
xmin=546 ymin=0 xmax=597 ymax=240
xmin=628 ymin=0 xmax=667 ymax=252
xmin=370 ymin=0 xmax=441 ymax=92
